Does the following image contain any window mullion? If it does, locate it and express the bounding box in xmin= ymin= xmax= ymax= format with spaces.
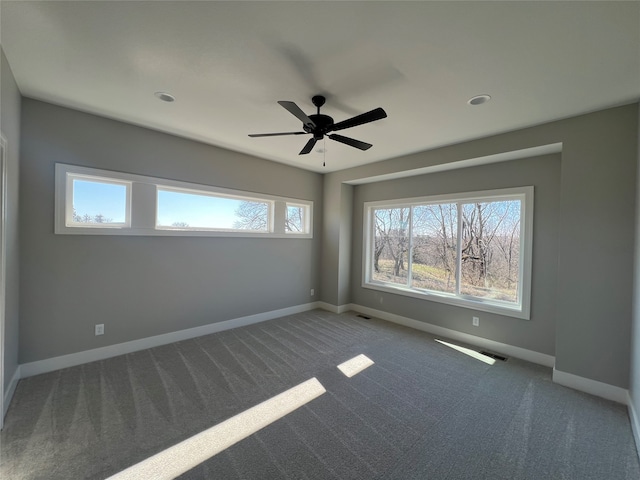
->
xmin=273 ymin=200 xmax=285 ymax=234
xmin=407 ymin=206 xmax=413 ymax=288
xmin=456 ymin=202 xmax=463 ymax=296
xmin=131 ymin=182 xmax=155 ymax=229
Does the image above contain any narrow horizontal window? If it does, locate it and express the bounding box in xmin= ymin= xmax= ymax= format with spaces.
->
xmin=156 ymin=187 xmax=272 ymax=233
xmin=55 ymin=164 xmax=312 ymax=238
xmin=363 ymin=187 xmax=533 ymax=319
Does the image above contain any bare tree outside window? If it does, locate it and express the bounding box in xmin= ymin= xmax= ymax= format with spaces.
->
xmin=72 ymin=207 xmax=113 ymax=224
xmin=234 ymin=201 xmax=309 ymax=233
xmin=411 ymin=203 xmax=458 ymax=293
xmin=233 ymin=201 xmax=269 ymax=230
xmin=460 ymin=201 xmax=520 ymax=302
xmin=372 ymin=207 xmax=410 ymax=285
xmin=370 ymin=198 xmax=521 ymax=304
xmin=286 ymin=205 xmax=304 ymax=232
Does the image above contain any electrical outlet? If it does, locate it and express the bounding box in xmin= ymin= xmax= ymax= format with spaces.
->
xmin=310 ymin=288 xmax=315 ymax=296
xmin=472 ymin=317 xmax=479 ymax=327
xmin=95 ymin=324 xmax=104 ymax=336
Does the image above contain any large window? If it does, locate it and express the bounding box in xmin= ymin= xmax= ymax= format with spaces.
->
xmin=364 ymin=187 xmax=533 ymax=319
xmin=55 ymin=164 xmax=312 ymax=237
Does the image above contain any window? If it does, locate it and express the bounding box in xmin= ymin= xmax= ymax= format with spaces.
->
xmin=285 ymin=203 xmax=309 ymax=234
xmin=55 ymin=164 xmax=312 ymax=237
xmin=364 ymin=187 xmax=533 ymax=319
xmin=157 ymin=187 xmax=272 ymax=232
xmin=67 ymin=175 xmax=131 ymax=228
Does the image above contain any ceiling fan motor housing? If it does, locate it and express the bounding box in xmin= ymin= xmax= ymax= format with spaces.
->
xmin=306 ymin=95 xmax=333 ymax=139
xmin=305 ymin=114 xmax=334 ymax=138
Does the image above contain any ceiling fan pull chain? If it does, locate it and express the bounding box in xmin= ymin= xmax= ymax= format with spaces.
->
xmin=323 ymin=138 xmax=326 ymax=167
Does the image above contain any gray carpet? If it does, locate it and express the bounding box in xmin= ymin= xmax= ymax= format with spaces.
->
xmin=1 ymin=310 xmax=638 ymax=479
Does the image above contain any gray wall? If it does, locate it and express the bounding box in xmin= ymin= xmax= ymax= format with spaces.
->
xmin=554 ymin=107 xmax=637 ymax=388
xmin=1 ymin=48 xmax=21 ymax=398
xmin=321 ymin=103 xmax=638 ymax=389
xmin=631 ymin=103 xmax=640 ymax=435
xmin=19 ymin=99 xmax=323 ymax=363
xmin=321 ymin=177 xmax=353 ymax=306
xmin=12 ymin=93 xmax=640 ymax=392
xmin=351 ymin=154 xmax=561 ymax=355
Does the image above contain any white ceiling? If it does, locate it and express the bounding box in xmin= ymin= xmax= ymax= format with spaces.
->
xmin=1 ymin=1 xmax=639 ymax=173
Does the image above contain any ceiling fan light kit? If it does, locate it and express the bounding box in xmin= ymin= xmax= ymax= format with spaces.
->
xmin=249 ymin=95 xmax=387 ymax=156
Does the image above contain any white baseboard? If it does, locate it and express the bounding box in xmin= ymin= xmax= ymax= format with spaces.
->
xmin=316 ymin=302 xmax=352 ymax=314
xmin=14 ymin=301 xmax=629 ymax=409
xmin=553 ymin=368 xmax=628 ymax=405
xmin=20 ymin=302 xmax=320 ymax=378
xmin=628 ymin=393 xmax=640 ymax=462
xmin=3 ymin=365 xmax=20 ymax=421
xmin=315 ymin=302 xmax=339 ymax=313
xmin=348 ymin=304 xmax=556 ymax=368
xmin=348 ymin=304 xmax=634 ymax=406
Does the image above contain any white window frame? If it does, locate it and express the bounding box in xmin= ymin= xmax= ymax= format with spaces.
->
xmin=65 ymin=173 xmax=132 ymax=229
xmin=55 ymin=163 xmax=313 ymax=238
xmin=285 ymin=202 xmax=311 ymax=235
xmin=363 ymin=187 xmax=533 ymax=319
xmin=155 ymin=185 xmax=274 ymax=233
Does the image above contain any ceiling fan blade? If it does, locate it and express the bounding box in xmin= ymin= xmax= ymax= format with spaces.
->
xmin=328 ymin=107 xmax=387 ymax=132
xmin=278 ymin=101 xmax=316 ymax=129
xmin=299 ymin=137 xmax=317 ymax=155
xmin=328 ymin=134 xmax=372 ymax=151
xmin=248 ymin=131 xmax=306 ymax=137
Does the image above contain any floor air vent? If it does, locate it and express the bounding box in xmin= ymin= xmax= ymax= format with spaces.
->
xmin=479 ymin=351 xmax=508 ymax=361
xmin=356 ymin=314 xmax=371 ymax=320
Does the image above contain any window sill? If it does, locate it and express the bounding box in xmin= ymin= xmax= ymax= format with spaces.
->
xmin=362 ymin=281 xmax=529 ymax=320
xmin=54 ymin=225 xmax=313 ymax=238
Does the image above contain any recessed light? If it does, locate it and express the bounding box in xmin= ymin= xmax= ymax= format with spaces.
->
xmin=154 ymin=91 xmax=175 ymax=102
xmin=468 ymin=94 xmax=491 ymax=106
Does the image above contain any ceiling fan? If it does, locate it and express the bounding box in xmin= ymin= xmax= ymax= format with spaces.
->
xmin=249 ymin=95 xmax=387 ymax=155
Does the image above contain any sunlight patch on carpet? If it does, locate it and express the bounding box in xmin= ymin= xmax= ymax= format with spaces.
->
xmin=435 ymin=340 xmax=496 ymax=365
xmin=107 ymin=378 xmax=326 ymax=480
xmin=337 ymin=354 xmax=375 ymax=377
